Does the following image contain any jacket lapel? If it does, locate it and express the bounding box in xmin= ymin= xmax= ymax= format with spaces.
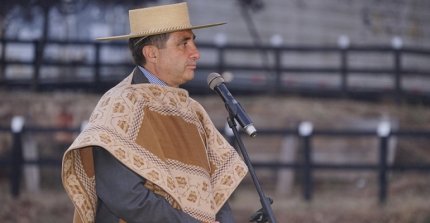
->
xmin=131 ymin=67 xmax=150 ymax=84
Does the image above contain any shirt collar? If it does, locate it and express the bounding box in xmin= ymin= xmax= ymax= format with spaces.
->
xmin=138 ymin=66 xmax=168 ymax=86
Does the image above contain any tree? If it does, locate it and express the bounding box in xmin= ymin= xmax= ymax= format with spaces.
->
xmin=0 ymin=0 xmax=159 ymax=90
xmin=0 ymin=0 xmax=159 ymax=39
xmin=0 ymin=0 xmax=27 ymax=38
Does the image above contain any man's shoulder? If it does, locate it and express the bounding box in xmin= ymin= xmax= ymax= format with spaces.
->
xmin=94 ymin=76 xmax=145 ymax=109
xmin=101 ymin=74 xmax=149 ymax=99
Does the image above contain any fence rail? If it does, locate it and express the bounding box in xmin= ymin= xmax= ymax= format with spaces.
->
xmin=1 ymin=38 xmax=430 ymax=102
xmin=1 ymin=118 xmax=430 ymax=203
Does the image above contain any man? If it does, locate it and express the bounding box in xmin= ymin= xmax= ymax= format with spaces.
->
xmin=62 ymin=2 xmax=248 ymax=223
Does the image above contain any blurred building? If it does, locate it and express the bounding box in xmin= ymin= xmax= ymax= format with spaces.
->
xmin=1 ymin=0 xmax=430 ymax=95
xmin=2 ymin=0 xmax=430 ymax=46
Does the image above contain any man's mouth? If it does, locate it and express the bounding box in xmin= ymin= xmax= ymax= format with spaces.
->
xmin=187 ymin=64 xmax=197 ymax=69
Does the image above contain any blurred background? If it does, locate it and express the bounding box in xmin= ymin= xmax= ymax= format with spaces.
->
xmin=1 ymin=0 xmax=430 ymax=222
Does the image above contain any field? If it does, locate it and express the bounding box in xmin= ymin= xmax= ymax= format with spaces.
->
xmin=1 ymin=91 xmax=430 ymax=222
xmin=1 ymin=175 xmax=430 ymax=223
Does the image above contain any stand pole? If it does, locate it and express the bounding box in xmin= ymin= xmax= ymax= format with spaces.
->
xmin=226 ymin=116 xmax=277 ymax=223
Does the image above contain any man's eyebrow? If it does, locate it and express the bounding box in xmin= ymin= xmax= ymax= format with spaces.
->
xmin=188 ymin=33 xmax=196 ymax=40
xmin=179 ymin=34 xmax=196 ymax=42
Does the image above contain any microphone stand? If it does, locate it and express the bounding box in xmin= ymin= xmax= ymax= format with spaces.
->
xmin=225 ymin=107 xmax=277 ymax=223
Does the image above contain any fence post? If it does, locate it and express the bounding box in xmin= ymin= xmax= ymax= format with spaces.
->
xmin=338 ymin=35 xmax=350 ymax=97
xmin=271 ymin=34 xmax=283 ymax=94
xmin=94 ymin=42 xmax=101 ymax=89
xmin=377 ymin=120 xmax=391 ymax=204
xmin=0 ymin=38 xmax=6 ymax=84
xmin=214 ymin=33 xmax=227 ymax=75
xmin=10 ymin=116 xmax=25 ymax=198
xmin=32 ymin=40 xmax=42 ymax=91
xmin=299 ymin=121 xmax=313 ymax=201
xmin=273 ymin=48 xmax=281 ymax=94
xmin=391 ymin=37 xmax=403 ymax=104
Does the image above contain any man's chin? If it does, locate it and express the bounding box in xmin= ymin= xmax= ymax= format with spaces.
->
xmin=178 ymin=74 xmax=195 ymax=86
xmin=186 ymin=72 xmax=195 ymax=81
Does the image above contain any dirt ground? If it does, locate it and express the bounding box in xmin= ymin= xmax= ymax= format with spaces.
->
xmin=1 ymin=176 xmax=430 ymax=223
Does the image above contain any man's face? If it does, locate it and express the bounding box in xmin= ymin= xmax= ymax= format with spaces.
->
xmin=152 ymin=30 xmax=200 ymax=87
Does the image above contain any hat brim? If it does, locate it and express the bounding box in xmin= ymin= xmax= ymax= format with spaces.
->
xmin=96 ymin=22 xmax=226 ymax=41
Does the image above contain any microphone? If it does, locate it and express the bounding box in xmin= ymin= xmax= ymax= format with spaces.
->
xmin=207 ymin=73 xmax=257 ymax=137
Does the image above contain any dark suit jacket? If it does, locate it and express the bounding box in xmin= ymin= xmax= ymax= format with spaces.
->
xmin=93 ymin=68 xmax=235 ymax=223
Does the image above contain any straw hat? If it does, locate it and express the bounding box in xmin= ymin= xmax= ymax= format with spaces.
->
xmin=97 ymin=2 xmax=225 ymax=41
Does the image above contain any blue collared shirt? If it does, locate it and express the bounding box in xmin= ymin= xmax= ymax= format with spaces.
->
xmin=138 ymin=66 xmax=168 ymax=86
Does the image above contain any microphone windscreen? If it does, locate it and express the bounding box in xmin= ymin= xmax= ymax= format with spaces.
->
xmin=207 ymin=73 xmax=225 ymax=90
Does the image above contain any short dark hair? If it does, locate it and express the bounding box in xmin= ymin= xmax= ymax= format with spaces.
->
xmin=128 ymin=33 xmax=170 ymax=66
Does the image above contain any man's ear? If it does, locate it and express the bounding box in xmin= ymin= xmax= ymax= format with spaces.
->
xmin=142 ymin=45 xmax=158 ymax=63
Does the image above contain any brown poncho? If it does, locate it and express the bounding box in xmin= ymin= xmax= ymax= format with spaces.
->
xmin=62 ymin=74 xmax=248 ymax=223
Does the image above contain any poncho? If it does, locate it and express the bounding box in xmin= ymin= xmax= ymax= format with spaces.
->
xmin=62 ymin=74 xmax=248 ymax=223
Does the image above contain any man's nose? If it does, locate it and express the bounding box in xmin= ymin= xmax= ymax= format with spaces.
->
xmin=190 ymin=43 xmax=200 ymax=61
